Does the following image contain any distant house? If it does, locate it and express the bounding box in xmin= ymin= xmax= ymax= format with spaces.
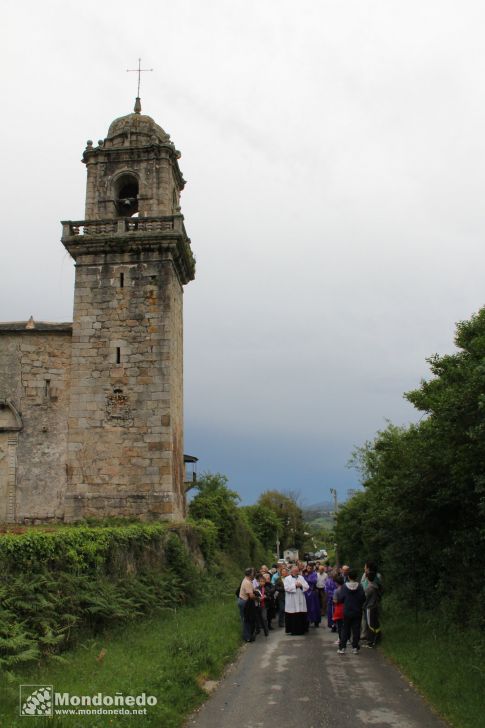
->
xmin=284 ymin=548 xmax=299 ymax=562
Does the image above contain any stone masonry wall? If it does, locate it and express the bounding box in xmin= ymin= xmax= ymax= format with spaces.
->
xmin=0 ymin=332 xmax=71 ymax=522
xmin=169 ymin=270 xmax=185 ymax=517
xmin=85 ymin=153 xmax=178 ymax=219
xmin=64 ymin=248 xmax=184 ymax=521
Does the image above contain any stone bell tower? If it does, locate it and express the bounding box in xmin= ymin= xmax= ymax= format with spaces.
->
xmin=61 ymin=97 xmax=195 ymax=521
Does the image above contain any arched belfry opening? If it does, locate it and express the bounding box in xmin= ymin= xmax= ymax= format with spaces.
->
xmin=113 ymin=173 xmax=139 ymax=217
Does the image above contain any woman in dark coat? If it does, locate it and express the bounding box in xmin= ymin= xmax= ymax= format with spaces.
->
xmin=263 ymin=573 xmax=276 ymax=629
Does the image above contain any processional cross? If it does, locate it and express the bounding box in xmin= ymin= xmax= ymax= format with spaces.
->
xmin=126 ymin=58 xmax=153 ymax=112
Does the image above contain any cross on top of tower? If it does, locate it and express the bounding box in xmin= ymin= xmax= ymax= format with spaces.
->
xmin=126 ymin=58 xmax=153 ymax=114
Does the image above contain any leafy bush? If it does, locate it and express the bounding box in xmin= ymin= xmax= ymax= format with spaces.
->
xmin=0 ymin=605 xmax=39 ymax=678
xmin=257 ymin=490 xmax=305 ymax=549
xmin=0 ymin=524 xmax=201 ymax=673
xmin=241 ymin=504 xmax=282 ymax=551
xmin=0 ymin=523 xmax=169 ymax=574
xmin=188 ymin=473 xmax=271 ymax=568
xmin=188 ymin=473 xmax=240 ymax=548
xmin=187 ymin=519 xmax=218 ymax=562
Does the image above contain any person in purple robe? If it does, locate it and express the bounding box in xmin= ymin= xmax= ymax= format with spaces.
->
xmin=324 ymin=569 xmax=338 ymax=631
xmin=304 ymin=564 xmax=321 ymax=628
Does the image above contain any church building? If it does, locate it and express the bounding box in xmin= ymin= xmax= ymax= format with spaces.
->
xmin=0 ymin=97 xmax=196 ymax=523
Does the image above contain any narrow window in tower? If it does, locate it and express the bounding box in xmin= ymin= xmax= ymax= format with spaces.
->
xmin=120 ymin=272 xmax=124 ymax=288
xmin=44 ymin=379 xmax=51 ymax=398
xmin=116 ymin=347 xmax=121 ymax=364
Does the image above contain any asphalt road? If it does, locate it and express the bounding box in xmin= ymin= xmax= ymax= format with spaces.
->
xmin=186 ymin=620 xmax=450 ymax=728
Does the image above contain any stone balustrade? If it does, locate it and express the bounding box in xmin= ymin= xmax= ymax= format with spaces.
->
xmin=61 ymin=215 xmax=185 ymax=239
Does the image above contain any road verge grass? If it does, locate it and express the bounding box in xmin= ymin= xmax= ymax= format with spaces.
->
xmin=0 ymin=595 xmax=241 ymax=727
xmin=381 ymin=606 xmax=485 ymax=728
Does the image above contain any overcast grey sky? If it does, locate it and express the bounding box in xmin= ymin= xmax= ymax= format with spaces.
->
xmin=3 ymin=1 xmax=485 ymax=505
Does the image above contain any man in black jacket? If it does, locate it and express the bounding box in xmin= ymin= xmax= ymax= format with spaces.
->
xmin=335 ymin=568 xmax=365 ymax=654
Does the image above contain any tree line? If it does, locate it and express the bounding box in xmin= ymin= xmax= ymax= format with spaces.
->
xmin=336 ymin=308 xmax=485 ymax=626
xmin=188 ymin=474 xmax=308 ymax=559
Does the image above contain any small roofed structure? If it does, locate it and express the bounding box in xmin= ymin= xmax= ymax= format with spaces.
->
xmin=184 ymin=454 xmax=198 ymax=488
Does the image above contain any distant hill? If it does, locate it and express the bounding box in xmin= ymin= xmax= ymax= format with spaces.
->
xmin=302 ymin=501 xmax=335 ymax=519
xmin=302 ymin=502 xmax=335 ymax=532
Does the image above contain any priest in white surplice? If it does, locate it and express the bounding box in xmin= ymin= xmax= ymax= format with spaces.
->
xmin=284 ymin=565 xmax=309 ymax=635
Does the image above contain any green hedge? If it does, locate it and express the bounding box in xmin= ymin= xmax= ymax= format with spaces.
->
xmin=0 ymin=523 xmax=201 ymax=677
xmin=0 ymin=523 xmax=171 ymax=573
xmin=0 ymin=478 xmax=276 ymax=681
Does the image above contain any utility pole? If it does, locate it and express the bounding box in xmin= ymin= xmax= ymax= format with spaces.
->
xmin=276 ymin=502 xmax=283 ymax=560
xmin=330 ymin=488 xmax=339 ymax=566
xmin=330 ymin=487 xmax=338 ymax=515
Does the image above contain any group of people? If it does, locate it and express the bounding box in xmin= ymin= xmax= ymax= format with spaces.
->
xmin=237 ymin=560 xmax=382 ymax=654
